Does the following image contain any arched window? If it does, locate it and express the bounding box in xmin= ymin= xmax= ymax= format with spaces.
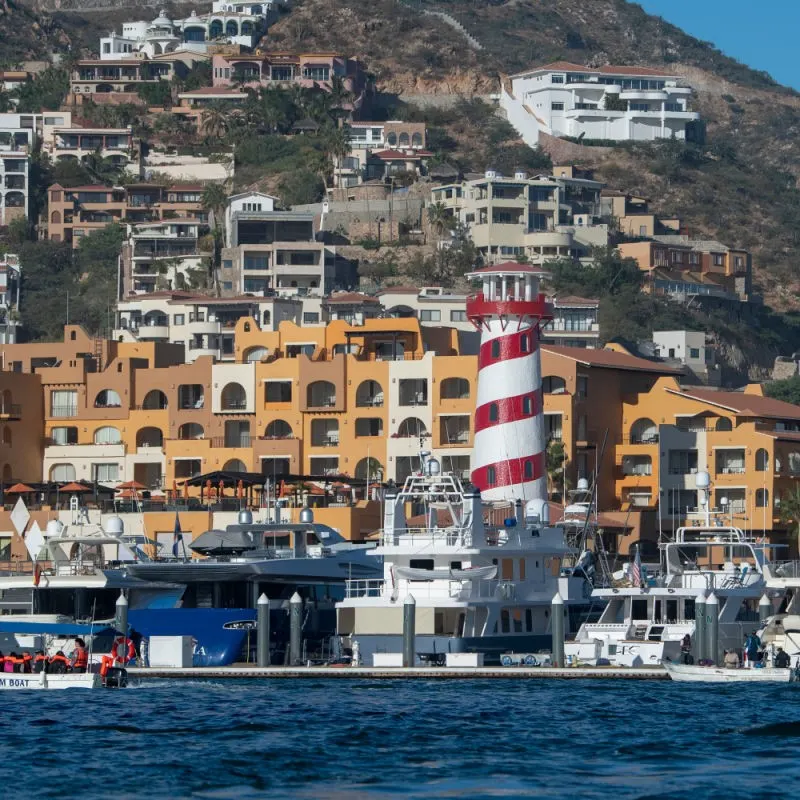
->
xmin=355 ymin=457 xmax=383 ymax=482
xmin=136 ymin=427 xmax=163 ymax=448
xmin=51 ymin=210 xmax=61 ymax=224
xmin=1 ymin=389 xmax=12 ymax=412
xmin=630 ymin=418 xmax=658 ymax=445
xmin=209 ymin=19 xmax=223 ymax=37
xmin=1 ymin=427 xmax=10 ymax=446
xmin=755 ymin=448 xmax=769 ymax=472
xmin=244 ymin=346 xmax=269 ymax=362
xmin=307 ymin=381 xmax=336 ymax=408
xmin=221 ymin=382 xmax=247 ymax=411
xmin=241 ymin=20 xmax=253 ymax=34
xmin=387 ymin=132 xmax=397 ymax=146
xmin=356 ymin=380 xmax=384 ymax=407
xmin=397 ymin=417 xmax=427 ymax=438
xmin=262 ymin=310 xmax=271 ymax=325
xmin=94 ymin=426 xmax=121 ymax=444
xmin=265 ymin=420 xmax=292 ymax=439
xmin=489 ymin=403 xmax=498 ymax=422
xmin=95 ymin=389 xmax=122 ymax=408
xmin=716 ymin=417 xmax=733 ymax=432
xmin=50 ymin=464 xmax=76 ymax=482
xmin=542 ymin=376 xmax=566 ymax=394
xmin=440 ymin=378 xmax=469 ymax=400
xmin=1 ymin=464 xmax=11 ymax=482
xmin=142 ymin=389 xmax=167 ymax=410
xmin=225 ymin=20 xmax=238 ymax=36
xmin=411 ymin=132 xmax=422 ymax=147
xmin=756 ymin=488 xmax=769 ymax=508
xmin=223 ymin=458 xmax=247 ymax=472
xmin=178 ymin=422 xmax=204 ymax=440
xmin=398 ymin=132 xmax=410 ymax=147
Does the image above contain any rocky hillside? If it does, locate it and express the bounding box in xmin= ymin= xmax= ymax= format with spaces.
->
xmin=0 ymin=0 xmax=72 ymax=62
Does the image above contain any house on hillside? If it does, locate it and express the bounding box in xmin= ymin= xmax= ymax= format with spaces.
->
xmin=500 ymin=61 xmax=702 ymax=146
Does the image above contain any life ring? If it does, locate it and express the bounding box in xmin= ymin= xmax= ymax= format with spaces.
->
xmin=111 ymin=636 xmax=136 ymax=665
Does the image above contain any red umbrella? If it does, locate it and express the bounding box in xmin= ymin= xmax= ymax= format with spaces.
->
xmin=6 ymin=483 xmax=35 ymax=494
xmin=116 ymin=480 xmax=146 ymax=491
xmin=60 ymin=482 xmax=91 ymax=493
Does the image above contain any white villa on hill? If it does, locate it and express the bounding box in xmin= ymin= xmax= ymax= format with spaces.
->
xmin=501 ymin=61 xmax=701 ymax=146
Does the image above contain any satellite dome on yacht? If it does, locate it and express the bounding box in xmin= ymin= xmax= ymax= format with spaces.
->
xmin=104 ymin=516 xmax=124 ymax=536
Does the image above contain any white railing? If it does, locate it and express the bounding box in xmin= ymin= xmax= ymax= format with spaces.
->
xmin=379 ymin=528 xmax=473 ymax=548
xmin=345 ymin=577 xmax=518 ymax=602
xmin=345 ymin=579 xmax=384 ymax=598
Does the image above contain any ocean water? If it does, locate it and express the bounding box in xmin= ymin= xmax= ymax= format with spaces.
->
xmin=4 ymin=677 xmax=799 ymax=798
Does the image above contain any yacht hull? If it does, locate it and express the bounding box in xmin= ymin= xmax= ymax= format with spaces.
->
xmin=664 ymin=662 xmax=793 ymax=683
xmin=0 ymin=672 xmax=101 ymax=690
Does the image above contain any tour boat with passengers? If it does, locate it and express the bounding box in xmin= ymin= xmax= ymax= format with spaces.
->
xmin=566 ymin=472 xmax=776 ymax=667
xmin=336 ymin=453 xmax=594 ymax=665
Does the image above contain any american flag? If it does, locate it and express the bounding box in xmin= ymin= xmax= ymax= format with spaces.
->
xmin=631 ymin=545 xmax=643 ymax=588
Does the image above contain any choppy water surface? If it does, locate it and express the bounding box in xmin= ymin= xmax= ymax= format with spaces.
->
xmin=4 ymin=678 xmax=800 ymax=798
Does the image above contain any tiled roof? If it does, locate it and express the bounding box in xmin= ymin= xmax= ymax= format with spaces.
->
xmin=324 ymin=292 xmax=380 ymax=305
xmin=370 ymin=149 xmax=420 ymax=160
xmin=551 ymin=295 xmax=599 ymax=307
xmin=666 ymin=387 xmax=800 ymax=421
xmin=376 ymin=285 xmax=420 ymax=295
xmin=543 ymin=345 xmax=683 ymax=374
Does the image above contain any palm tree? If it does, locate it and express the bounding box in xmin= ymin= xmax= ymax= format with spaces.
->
xmin=779 ymin=485 xmax=800 ymax=541
xmin=201 ymin=102 xmax=230 ymax=142
xmin=321 ymin=124 xmax=352 ymax=189
xmin=202 ymin=182 xmax=229 ymax=229
xmin=427 ymin=202 xmax=455 ymax=240
xmin=546 ymin=440 xmax=568 ymax=501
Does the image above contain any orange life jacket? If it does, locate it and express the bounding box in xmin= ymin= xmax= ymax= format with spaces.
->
xmin=73 ymin=646 xmax=88 ymax=669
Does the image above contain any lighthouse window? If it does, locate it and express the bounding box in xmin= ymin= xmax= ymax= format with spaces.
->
xmin=489 ymin=403 xmax=498 ymax=422
xmin=520 ymin=333 xmax=529 ymax=352
xmin=487 ymin=466 xmax=496 ymax=485
xmin=524 ymin=460 xmax=533 ymax=479
xmin=491 ymin=340 xmax=500 ymax=358
xmin=523 ymin=396 xmax=532 ymax=415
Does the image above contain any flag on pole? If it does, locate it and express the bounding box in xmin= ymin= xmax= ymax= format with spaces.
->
xmin=172 ymin=512 xmax=185 ymax=559
xmin=631 ymin=544 xmax=642 ymax=588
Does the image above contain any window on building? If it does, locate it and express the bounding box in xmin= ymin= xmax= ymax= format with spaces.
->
xmin=50 ymin=427 xmax=78 ymax=445
xmin=303 ymin=312 xmax=319 ymax=324
xmin=487 ymin=466 xmax=496 ymax=485
xmin=489 ymin=403 xmax=498 ymax=422
xmin=223 ymin=282 xmax=233 ymax=290
xmin=491 ymin=340 xmax=500 ymax=358
xmin=450 ymin=310 xmax=467 ymax=322
xmin=223 ymin=260 xmax=232 ymax=269
xmin=713 ymin=253 xmax=725 ymax=266
xmin=92 ymin=463 xmax=119 ymax=482
xmin=265 ymin=381 xmax=292 ymax=403
xmin=551 ymin=75 xmax=565 ymax=84
xmin=50 ymin=464 xmax=76 ymax=482
xmin=174 ymin=314 xmax=185 ymax=326
xmin=551 ymin=102 xmax=565 ymax=111
xmin=419 ymin=310 xmax=441 ymax=322
xmin=51 ymin=390 xmax=77 ymax=417
xmin=689 ymin=348 xmax=700 ymax=359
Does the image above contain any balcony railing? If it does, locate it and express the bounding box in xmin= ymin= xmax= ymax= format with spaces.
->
xmin=51 ymin=405 xmax=78 ymax=418
xmin=0 ymin=403 xmax=22 ymax=419
xmin=211 ymin=435 xmax=252 ymax=448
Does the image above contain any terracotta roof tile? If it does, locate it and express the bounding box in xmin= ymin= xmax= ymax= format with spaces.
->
xmin=666 ymin=387 xmax=800 ymax=421
xmin=543 ymin=345 xmax=683 ymax=374
xmin=324 ymin=292 xmax=380 ymax=304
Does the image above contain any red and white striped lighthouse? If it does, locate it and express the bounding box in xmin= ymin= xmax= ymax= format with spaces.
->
xmin=466 ymin=262 xmax=553 ymax=503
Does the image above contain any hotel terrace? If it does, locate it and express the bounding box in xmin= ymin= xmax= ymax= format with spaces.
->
xmin=0 ymin=320 xmax=800 ymax=554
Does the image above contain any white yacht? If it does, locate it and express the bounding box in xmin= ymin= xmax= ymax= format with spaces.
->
xmin=566 ymin=473 xmax=771 ymax=667
xmin=336 ymin=454 xmax=593 ymax=665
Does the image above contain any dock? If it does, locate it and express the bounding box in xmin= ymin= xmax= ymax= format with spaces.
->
xmin=128 ymin=665 xmax=668 ymax=680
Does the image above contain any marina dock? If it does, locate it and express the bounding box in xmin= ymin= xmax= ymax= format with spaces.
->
xmin=128 ymin=665 xmax=669 ymax=680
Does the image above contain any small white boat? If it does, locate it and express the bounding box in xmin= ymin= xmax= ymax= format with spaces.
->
xmin=664 ymin=661 xmax=793 ymax=683
xmin=0 ymin=672 xmax=101 ymax=691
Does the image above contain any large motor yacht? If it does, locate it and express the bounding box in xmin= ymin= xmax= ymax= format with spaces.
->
xmin=566 ymin=472 xmax=773 ymax=666
xmin=336 ymin=454 xmax=593 ymax=665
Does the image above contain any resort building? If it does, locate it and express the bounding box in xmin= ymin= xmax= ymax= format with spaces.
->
xmin=2 ymin=317 xmax=800 ymax=549
xmin=69 ymin=56 xmax=197 ymax=98
xmin=500 ymin=61 xmax=701 ymax=146
xmin=0 ymin=151 xmax=29 ymax=226
xmin=0 ymin=254 xmax=21 ymax=345
xmin=430 ymin=167 xmax=608 ymax=265
xmin=47 ymin=182 xmax=206 ymax=247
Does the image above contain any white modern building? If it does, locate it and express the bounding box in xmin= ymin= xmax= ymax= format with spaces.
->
xmin=100 ymin=2 xmax=280 ymax=60
xmin=501 ymin=61 xmax=701 ymax=146
xmin=0 ymin=152 xmax=29 ymax=226
xmin=652 ymin=330 xmax=720 ymax=386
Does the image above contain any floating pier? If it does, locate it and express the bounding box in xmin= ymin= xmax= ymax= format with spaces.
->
xmin=128 ymin=665 xmax=668 ymax=680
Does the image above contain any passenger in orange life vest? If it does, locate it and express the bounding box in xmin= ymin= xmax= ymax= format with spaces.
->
xmin=4 ymin=652 xmax=19 ymax=673
xmin=48 ymin=651 xmax=70 ymax=674
xmin=71 ymin=638 xmax=89 ymax=673
xmin=20 ymin=652 xmax=32 ymax=674
xmin=32 ymin=650 xmax=48 ymax=674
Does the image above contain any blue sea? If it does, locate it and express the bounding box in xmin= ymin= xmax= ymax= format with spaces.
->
xmin=3 ymin=678 xmax=798 ymax=798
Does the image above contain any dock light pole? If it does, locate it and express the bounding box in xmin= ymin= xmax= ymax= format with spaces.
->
xmin=706 ymin=592 xmax=719 ymax=666
xmin=551 ymin=592 xmax=565 ymax=667
xmin=289 ymin=592 xmax=302 ymax=666
xmin=115 ymin=592 xmax=128 ymax=639
xmin=257 ymin=593 xmax=270 ymax=668
xmin=402 ymin=594 xmax=416 ymax=668
xmin=759 ymin=593 xmax=772 ymax=623
xmin=694 ymin=594 xmax=706 ymax=664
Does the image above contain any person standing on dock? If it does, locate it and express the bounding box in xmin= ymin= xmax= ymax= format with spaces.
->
xmin=723 ymin=649 xmax=740 ymax=668
xmin=743 ymin=631 xmax=760 ymax=669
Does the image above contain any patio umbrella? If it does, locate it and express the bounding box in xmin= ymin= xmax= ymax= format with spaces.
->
xmin=6 ymin=483 xmax=35 ymax=494
xmin=60 ymin=482 xmax=91 ymax=493
xmin=218 ymin=479 xmax=225 ymax=499
xmin=115 ymin=489 xmax=140 ymax=500
xmin=237 ymin=479 xmax=244 ymax=500
xmin=116 ymin=480 xmax=146 ymax=491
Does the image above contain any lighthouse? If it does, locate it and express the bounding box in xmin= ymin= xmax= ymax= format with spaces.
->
xmin=465 ymin=262 xmax=553 ymax=503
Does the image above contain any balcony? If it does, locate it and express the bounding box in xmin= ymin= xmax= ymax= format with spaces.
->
xmin=0 ymin=403 xmax=22 ymax=420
